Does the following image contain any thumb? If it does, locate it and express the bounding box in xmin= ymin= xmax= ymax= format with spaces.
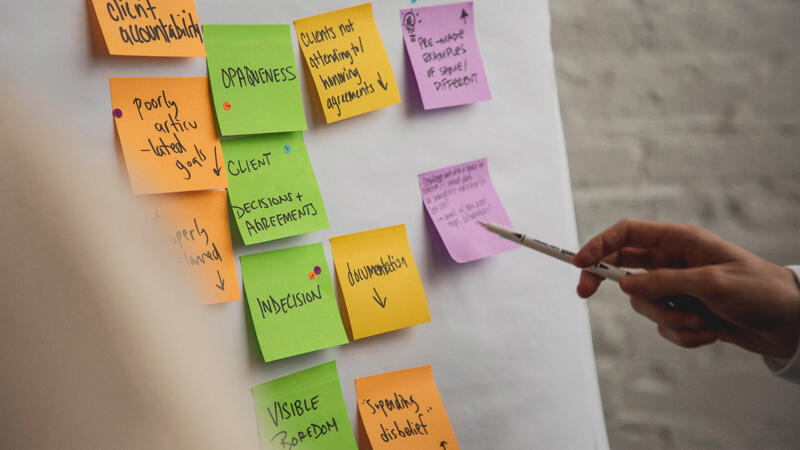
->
xmin=620 ymin=267 xmax=708 ymax=300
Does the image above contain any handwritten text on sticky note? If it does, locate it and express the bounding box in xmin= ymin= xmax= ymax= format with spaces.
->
xmin=419 ymin=158 xmax=517 ymax=263
xmin=203 ymin=25 xmax=307 ymax=136
xmin=110 ymin=77 xmax=227 ymax=194
xmin=148 ymin=190 xmax=239 ymax=304
xmin=356 ymin=365 xmax=459 ymax=450
xmin=330 ymin=225 xmax=429 ymax=340
xmin=223 ymin=132 xmax=329 ymax=245
xmin=91 ymin=0 xmax=205 ymax=56
xmin=253 ymin=361 xmax=357 ymax=450
xmin=400 ymin=2 xmax=490 ymax=109
xmin=241 ymin=243 xmax=348 ymax=362
xmin=295 ymin=3 xmax=401 ymax=123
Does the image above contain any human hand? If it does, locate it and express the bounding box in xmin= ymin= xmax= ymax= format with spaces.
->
xmin=573 ymin=219 xmax=800 ymax=359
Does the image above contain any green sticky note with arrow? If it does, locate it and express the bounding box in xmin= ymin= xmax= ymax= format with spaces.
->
xmin=203 ymin=24 xmax=307 ymax=136
xmin=241 ymin=243 xmax=348 ymax=362
xmin=252 ymin=361 xmax=357 ymax=450
xmin=223 ymin=131 xmax=329 ymax=245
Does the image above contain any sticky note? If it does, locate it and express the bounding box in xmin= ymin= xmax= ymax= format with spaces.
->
xmin=90 ymin=0 xmax=205 ymax=57
xmin=400 ymin=2 xmax=491 ymax=109
xmin=203 ymin=25 xmax=307 ymax=136
xmin=223 ymin=132 xmax=329 ymax=245
xmin=252 ymin=361 xmax=357 ymax=450
xmin=355 ymin=365 xmax=459 ymax=450
xmin=294 ymin=3 xmax=401 ymax=123
xmin=418 ymin=158 xmax=517 ymax=263
xmin=110 ymin=77 xmax=228 ymax=194
xmin=148 ymin=190 xmax=239 ymax=304
xmin=241 ymin=243 xmax=348 ymax=362
xmin=329 ymin=225 xmax=430 ymax=340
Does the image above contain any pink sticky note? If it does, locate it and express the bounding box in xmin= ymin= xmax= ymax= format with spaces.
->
xmin=400 ymin=1 xmax=491 ymax=110
xmin=419 ymin=158 xmax=517 ymax=263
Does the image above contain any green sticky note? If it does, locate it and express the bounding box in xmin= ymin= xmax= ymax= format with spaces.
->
xmin=242 ymin=243 xmax=348 ymax=362
xmin=203 ymin=24 xmax=307 ymax=136
xmin=224 ymin=132 xmax=329 ymax=245
xmin=252 ymin=361 xmax=357 ymax=450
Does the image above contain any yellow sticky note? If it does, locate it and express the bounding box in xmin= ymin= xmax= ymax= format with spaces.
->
xmin=148 ymin=190 xmax=240 ymax=304
xmin=330 ymin=225 xmax=430 ymax=340
xmin=110 ymin=77 xmax=227 ymax=194
xmin=90 ymin=0 xmax=205 ymax=57
xmin=294 ymin=3 xmax=401 ymax=123
xmin=355 ymin=365 xmax=460 ymax=450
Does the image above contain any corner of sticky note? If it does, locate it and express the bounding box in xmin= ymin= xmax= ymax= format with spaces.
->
xmin=294 ymin=3 xmax=401 ymax=123
xmin=418 ymin=158 xmax=517 ymax=263
xmin=252 ymin=360 xmax=357 ymax=449
xmin=241 ymin=243 xmax=348 ymax=362
xmin=147 ymin=189 xmax=239 ymax=303
xmin=355 ymin=365 xmax=459 ymax=449
xmin=329 ymin=224 xmax=430 ymax=340
xmin=90 ymin=0 xmax=205 ymax=57
xmin=400 ymin=1 xmax=491 ymax=109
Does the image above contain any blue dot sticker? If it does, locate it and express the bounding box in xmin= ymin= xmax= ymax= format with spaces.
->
xmin=284 ymin=144 xmax=291 ymax=154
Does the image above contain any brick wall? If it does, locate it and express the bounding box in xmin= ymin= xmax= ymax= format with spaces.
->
xmin=551 ymin=0 xmax=800 ymax=447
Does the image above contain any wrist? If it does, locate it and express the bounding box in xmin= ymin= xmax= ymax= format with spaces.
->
xmin=762 ymin=267 xmax=800 ymax=382
xmin=784 ymin=266 xmax=800 ymax=353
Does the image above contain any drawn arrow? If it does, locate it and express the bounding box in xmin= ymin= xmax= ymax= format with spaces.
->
xmin=376 ymin=72 xmax=389 ymax=91
xmin=460 ymin=8 xmax=469 ymax=23
xmin=215 ymin=269 xmax=225 ymax=291
xmin=371 ymin=287 xmax=387 ymax=308
xmin=440 ymin=441 xmax=449 ymax=450
xmin=212 ymin=146 xmax=222 ymax=176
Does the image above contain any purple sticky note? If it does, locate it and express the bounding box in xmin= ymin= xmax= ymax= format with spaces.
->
xmin=419 ymin=158 xmax=517 ymax=263
xmin=400 ymin=1 xmax=491 ymax=110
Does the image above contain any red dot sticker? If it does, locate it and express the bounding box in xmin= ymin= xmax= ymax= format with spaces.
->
xmin=112 ymin=108 xmax=122 ymax=118
xmin=308 ymin=272 xmax=316 ymax=280
xmin=223 ymin=101 xmax=231 ymax=111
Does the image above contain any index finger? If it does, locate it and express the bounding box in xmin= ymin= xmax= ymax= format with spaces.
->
xmin=573 ymin=219 xmax=674 ymax=267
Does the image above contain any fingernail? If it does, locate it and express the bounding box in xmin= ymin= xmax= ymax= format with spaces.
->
xmin=619 ymin=276 xmax=634 ymax=293
xmin=573 ymin=254 xmax=589 ymax=268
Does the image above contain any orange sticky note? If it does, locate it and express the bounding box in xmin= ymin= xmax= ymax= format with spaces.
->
xmin=294 ymin=3 xmax=401 ymax=123
xmin=330 ymin=225 xmax=430 ymax=340
xmin=90 ymin=0 xmax=205 ymax=56
xmin=110 ymin=77 xmax=228 ymax=194
xmin=355 ymin=365 xmax=459 ymax=450
xmin=148 ymin=190 xmax=239 ymax=304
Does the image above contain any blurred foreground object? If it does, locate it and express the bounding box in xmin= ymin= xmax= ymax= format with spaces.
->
xmin=0 ymin=86 xmax=254 ymax=449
